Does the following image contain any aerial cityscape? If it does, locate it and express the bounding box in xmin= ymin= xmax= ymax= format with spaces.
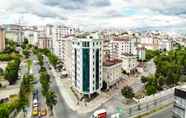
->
xmin=1 ymin=0 xmax=186 ymax=118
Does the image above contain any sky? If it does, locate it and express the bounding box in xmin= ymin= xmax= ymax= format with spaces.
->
xmin=0 ymin=0 xmax=186 ymax=32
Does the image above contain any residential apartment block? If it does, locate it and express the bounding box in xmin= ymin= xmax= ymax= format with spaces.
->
xmin=23 ymin=26 xmax=38 ymax=46
xmin=4 ymin=24 xmax=24 ymax=44
xmin=72 ymin=33 xmax=103 ymax=95
xmin=103 ymin=58 xmax=122 ymax=89
xmin=121 ymin=53 xmax=138 ymax=73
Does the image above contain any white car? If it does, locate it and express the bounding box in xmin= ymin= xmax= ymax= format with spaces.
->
xmin=33 ymin=99 xmax=38 ymax=107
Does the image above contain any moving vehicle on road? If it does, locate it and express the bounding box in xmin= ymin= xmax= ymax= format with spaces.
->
xmin=33 ymin=99 xmax=38 ymax=107
xmin=40 ymin=107 xmax=47 ymax=116
xmin=32 ymin=107 xmax=39 ymax=116
xmin=91 ymin=109 xmax=107 ymax=118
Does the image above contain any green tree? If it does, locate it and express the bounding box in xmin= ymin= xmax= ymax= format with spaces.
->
xmin=40 ymin=71 xmax=50 ymax=96
xmin=23 ymin=50 xmax=30 ymax=58
xmin=4 ymin=59 xmax=20 ymax=84
xmin=46 ymin=90 xmax=57 ymax=115
xmin=18 ymin=75 xmax=33 ymax=109
xmin=121 ymin=86 xmax=135 ymax=99
xmin=145 ymin=49 xmax=160 ymax=61
xmin=141 ymin=76 xmax=148 ymax=83
xmin=37 ymin=53 xmax=44 ymax=66
xmin=145 ymin=85 xmax=157 ymax=95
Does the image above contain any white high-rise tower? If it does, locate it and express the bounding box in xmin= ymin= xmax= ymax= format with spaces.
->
xmin=72 ymin=33 xmax=103 ymax=95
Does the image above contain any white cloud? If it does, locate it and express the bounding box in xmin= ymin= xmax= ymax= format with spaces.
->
xmin=0 ymin=0 xmax=186 ymax=32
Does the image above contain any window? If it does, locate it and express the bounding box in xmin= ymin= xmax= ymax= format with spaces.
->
xmin=82 ymin=42 xmax=89 ymax=47
xmin=95 ymin=49 xmax=99 ymax=89
xmin=82 ymin=48 xmax=90 ymax=92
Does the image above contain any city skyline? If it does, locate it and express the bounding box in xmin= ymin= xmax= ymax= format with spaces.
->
xmin=0 ymin=0 xmax=186 ymax=32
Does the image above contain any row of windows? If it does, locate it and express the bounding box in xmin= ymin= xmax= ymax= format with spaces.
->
xmin=73 ymin=41 xmax=102 ymax=46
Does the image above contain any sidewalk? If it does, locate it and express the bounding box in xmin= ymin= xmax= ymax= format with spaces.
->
xmin=51 ymin=67 xmax=112 ymax=114
xmin=50 ymin=63 xmax=148 ymax=114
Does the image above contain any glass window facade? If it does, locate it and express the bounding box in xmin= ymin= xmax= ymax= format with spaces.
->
xmin=96 ymin=49 xmax=99 ymax=89
xmin=75 ymin=49 xmax=77 ymax=87
xmin=82 ymin=42 xmax=89 ymax=47
xmin=82 ymin=48 xmax=90 ymax=93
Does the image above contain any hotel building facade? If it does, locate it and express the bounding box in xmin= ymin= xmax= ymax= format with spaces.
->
xmin=72 ymin=33 xmax=103 ymax=95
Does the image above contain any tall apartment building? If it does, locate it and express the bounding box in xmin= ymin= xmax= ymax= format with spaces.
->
xmin=112 ymin=35 xmax=137 ymax=59
xmin=72 ymin=33 xmax=103 ymax=95
xmin=23 ymin=26 xmax=38 ymax=46
xmin=53 ymin=25 xmax=76 ymax=61
xmin=0 ymin=27 xmax=5 ymax=51
xmin=173 ymin=87 xmax=186 ymax=118
xmin=37 ymin=25 xmax=53 ymax=49
xmin=63 ymin=36 xmax=74 ymax=77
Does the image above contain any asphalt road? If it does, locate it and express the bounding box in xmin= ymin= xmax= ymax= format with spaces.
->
xmin=149 ymin=106 xmax=173 ymax=118
xmin=43 ymin=59 xmax=90 ymax=118
xmin=32 ymin=55 xmax=47 ymax=118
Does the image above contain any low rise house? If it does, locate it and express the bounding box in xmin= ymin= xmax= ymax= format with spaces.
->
xmin=159 ymin=39 xmax=172 ymax=51
xmin=103 ymin=59 xmax=122 ymax=89
xmin=121 ymin=53 xmax=138 ymax=73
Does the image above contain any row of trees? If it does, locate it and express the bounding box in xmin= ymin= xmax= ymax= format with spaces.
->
xmin=18 ymin=75 xmax=34 ymax=108
xmin=41 ymin=49 xmax=59 ymax=67
xmin=0 ymin=52 xmax=21 ymax=61
xmin=33 ymin=47 xmax=61 ymax=69
xmin=145 ymin=49 xmax=161 ymax=62
xmin=142 ymin=47 xmax=186 ymax=95
xmin=39 ymin=66 xmax=57 ymax=115
xmin=0 ymin=39 xmax=21 ymax=61
xmin=0 ymin=75 xmax=33 ymax=117
xmin=4 ymin=38 xmax=17 ymax=53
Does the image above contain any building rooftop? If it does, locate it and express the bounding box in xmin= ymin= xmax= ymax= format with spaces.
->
xmin=113 ymin=36 xmax=129 ymax=42
xmin=74 ymin=32 xmax=100 ymax=40
xmin=75 ymin=32 xmax=92 ymax=38
xmin=121 ymin=53 xmax=134 ymax=56
xmin=103 ymin=59 xmax=122 ymax=67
